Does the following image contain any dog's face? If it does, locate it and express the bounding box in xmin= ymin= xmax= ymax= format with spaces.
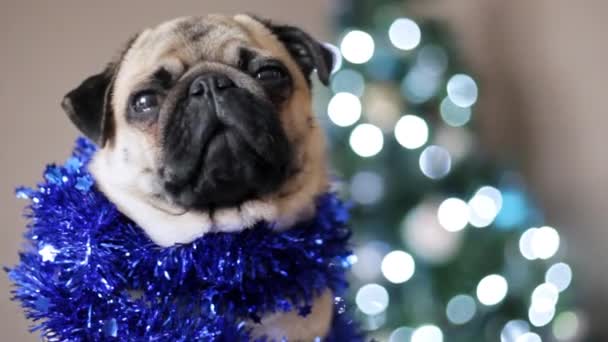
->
xmin=61 ymin=15 xmax=333 ymax=246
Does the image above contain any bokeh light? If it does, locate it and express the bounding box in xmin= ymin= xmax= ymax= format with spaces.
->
xmin=545 ymin=263 xmax=573 ymax=292
xmin=381 ymin=250 xmax=415 ymax=284
xmin=331 ymin=69 xmax=365 ymax=97
xmin=446 ymin=74 xmax=478 ymax=108
xmin=501 ymin=320 xmax=530 ymax=342
xmin=389 ymin=326 xmax=414 ymax=342
xmin=531 ymin=283 xmax=559 ymax=313
xmin=440 ymin=96 xmax=472 ymax=127
xmin=349 ymin=123 xmax=384 ymax=157
xmin=340 ymin=30 xmax=375 ymax=64
xmin=476 ymin=274 xmax=508 ymax=306
xmin=394 ymin=115 xmax=429 ymax=149
xmin=411 ymin=325 xmax=443 ymax=342
xmin=468 ymin=186 xmax=502 ymax=228
xmin=529 ymin=303 xmax=556 ymax=327
xmin=388 ymin=18 xmax=421 ymax=51
xmin=419 ymin=145 xmax=452 ymax=179
xmin=532 ymin=226 xmax=560 ymax=260
xmin=519 ymin=226 xmax=560 ymax=260
xmin=515 ymin=332 xmax=542 ymax=342
xmin=552 ymin=311 xmax=580 ymax=341
xmin=437 ymin=197 xmax=469 ymax=232
xmin=446 ymin=294 xmax=476 ymax=325
xmin=350 ymin=171 xmax=384 ymax=205
xmin=478 ymin=186 xmax=503 ymax=210
xmin=327 ymin=92 xmax=361 ymax=127
xmin=356 ymin=283 xmax=389 ymax=315
xmin=352 ymin=241 xmax=388 ymax=281
xmin=519 ymin=228 xmax=539 ymax=260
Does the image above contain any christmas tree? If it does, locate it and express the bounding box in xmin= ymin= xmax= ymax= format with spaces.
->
xmin=315 ymin=0 xmax=582 ymax=341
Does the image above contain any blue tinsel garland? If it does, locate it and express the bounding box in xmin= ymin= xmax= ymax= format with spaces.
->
xmin=7 ymin=138 xmax=363 ymax=341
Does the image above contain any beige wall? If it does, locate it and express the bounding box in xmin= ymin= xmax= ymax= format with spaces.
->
xmin=0 ymin=1 xmax=329 ymax=340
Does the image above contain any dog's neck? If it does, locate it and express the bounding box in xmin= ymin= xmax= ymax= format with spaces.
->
xmin=89 ymin=149 xmax=323 ymax=247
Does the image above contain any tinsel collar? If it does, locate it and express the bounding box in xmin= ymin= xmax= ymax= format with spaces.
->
xmin=7 ymin=138 xmax=362 ymax=341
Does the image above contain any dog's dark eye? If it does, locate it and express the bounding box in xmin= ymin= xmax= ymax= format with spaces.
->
xmin=255 ymin=66 xmax=287 ymax=82
xmin=131 ymin=92 xmax=159 ymax=114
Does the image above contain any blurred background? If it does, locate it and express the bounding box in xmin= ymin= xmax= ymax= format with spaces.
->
xmin=1 ymin=0 xmax=606 ymax=341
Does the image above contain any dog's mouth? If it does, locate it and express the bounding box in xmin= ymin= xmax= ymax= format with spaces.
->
xmin=159 ymin=86 xmax=292 ymax=211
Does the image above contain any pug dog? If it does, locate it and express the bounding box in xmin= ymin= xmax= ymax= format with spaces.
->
xmin=61 ymin=14 xmax=335 ymax=341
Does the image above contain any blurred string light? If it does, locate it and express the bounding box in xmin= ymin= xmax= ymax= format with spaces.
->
xmin=446 ymin=74 xmax=478 ymax=108
xmin=350 ymin=171 xmax=384 ymax=205
xmin=437 ymin=197 xmax=469 ymax=232
xmin=476 ymin=274 xmax=508 ymax=306
xmin=446 ymin=294 xmax=476 ymax=325
xmin=529 ymin=303 xmax=556 ymax=327
xmin=545 ymin=263 xmax=572 ymax=292
xmin=401 ymin=65 xmax=442 ymax=104
xmin=468 ymin=186 xmax=503 ymax=228
xmin=381 ymin=250 xmax=415 ymax=284
xmin=501 ymin=320 xmax=530 ymax=342
xmin=327 ymin=92 xmax=362 ymax=127
xmin=352 ymin=241 xmax=389 ymax=281
xmin=519 ymin=226 xmax=560 ymax=260
xmin=394 ymin=115 xmax=429 ymax=149
xmin=552 ymin=311 xmax=580 ymax=341
xmin=389 ymin=327 xmax=413 ymax=342
xmin=349 ymin=123 xmax=384 ymax=157
xmin=528 ymin=282 xmax=560 ymax=328
xmin=440 ymin=96 xmax=472 ymax=127
xmin=468 ymin=195 xmax=496 ymax=227
xmin=355 ymin=283 xmax=389 ymax=315
xmin=533 ymin=226 xmax=560 ymax=259
xmin=402 ymin=201 xmax=463 ymax=264
xmin=531 ymin=283 xmax=559 ymax=310
xmin=388 ymin=18 xmax=421 ymax=51
xmin=331 ymin=69 xmax=365 ymax=97
xmin=419 ymin=145 xmax=452 ymax=179
xmin=516 ymin=332 xmax=542 ymax=342
xmin=322 ymin=42 xmax=343 ymax=73
xmin=411 ymin=325 xmax=443 ymax=342
xmin=340 ymin=30 xmax=375 ymax=64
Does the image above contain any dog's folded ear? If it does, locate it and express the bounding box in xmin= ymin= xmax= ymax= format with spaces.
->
xmin=255 ymin=16 xmax=334 ymax=86
xmin=61 ymin=34 xmax=138 ymax=146
xmin=61 ymin=64 xmax=116 ymax=145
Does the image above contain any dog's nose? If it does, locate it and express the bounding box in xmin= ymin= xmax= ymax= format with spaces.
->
xmin=189 ymin=73 xmax=236 ymax=96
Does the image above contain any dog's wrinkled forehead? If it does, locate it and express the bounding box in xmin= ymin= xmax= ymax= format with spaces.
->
xmin=131 ymin=16 xmax=249 ymax=67
xmin=113 ymin=15 xmax=294 ymax=104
